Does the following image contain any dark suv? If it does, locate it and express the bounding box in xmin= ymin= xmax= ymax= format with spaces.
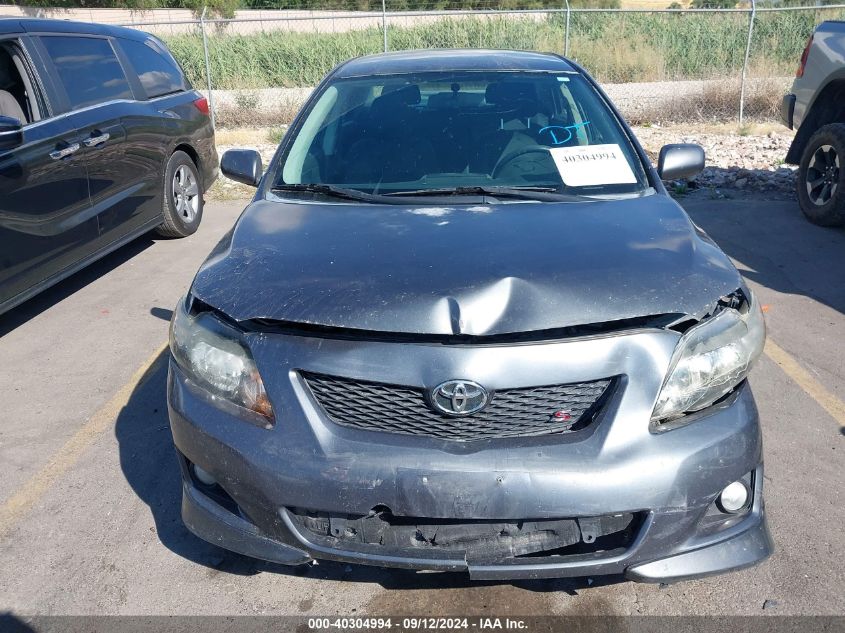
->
xmin=0 ymin=18 xmax=217 ymax=315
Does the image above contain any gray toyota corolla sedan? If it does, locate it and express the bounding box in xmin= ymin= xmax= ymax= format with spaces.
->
xmin=167 ymin=50 xmax=772 ymax=582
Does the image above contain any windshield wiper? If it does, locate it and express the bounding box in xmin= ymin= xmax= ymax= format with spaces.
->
xmin=272 ymin=183 xmax=590 ymax=203
xmin=272 ymin=183 xmax=384 ymax=202
xmin=384 ymin=186 xmax=577 ymax=201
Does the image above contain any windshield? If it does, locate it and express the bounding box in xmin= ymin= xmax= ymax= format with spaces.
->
xmin=275 ymin=70 xmax=649 ymax=199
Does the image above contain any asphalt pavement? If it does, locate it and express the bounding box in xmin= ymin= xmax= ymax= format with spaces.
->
xmin=0 ymin=194 xmax=843 ymax=618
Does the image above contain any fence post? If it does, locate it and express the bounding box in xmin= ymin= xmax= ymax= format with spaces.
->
xmin=739 ymin=0 xmax=756 ymax=125
xmin=382 ymin=0 xmax=388 ymax=53
xmin=564 ymin=0 xmax=571 ymax=57
xmin=200 ymin=6 xmax=216 ymax=128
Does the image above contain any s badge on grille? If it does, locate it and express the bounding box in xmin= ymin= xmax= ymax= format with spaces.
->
xmin=431 ymin=380 xmax=489 ymax=416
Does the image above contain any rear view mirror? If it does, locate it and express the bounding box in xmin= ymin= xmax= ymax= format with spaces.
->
xmin=657 ymin=144 xmax=705 ymax=181
xmin=0 ymin=115 xmax=23 ymax=152
xmin=221 ymin=149 xmax=263 ymax=187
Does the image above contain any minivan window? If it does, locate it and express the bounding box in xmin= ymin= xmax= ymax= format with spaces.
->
xmin=41 ymin=36 xmax=132 ymax=110
xmin=120 ymin=38 xmax=187 ymax=99
xmin=0 ymin=42 xmax=40 ymax=123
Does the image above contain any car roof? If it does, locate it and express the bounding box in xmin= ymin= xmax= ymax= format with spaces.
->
xmin=333 ymin=49 xmax=578 ymax=78
xmin=0 ymin=17 xmax=150 ymax=41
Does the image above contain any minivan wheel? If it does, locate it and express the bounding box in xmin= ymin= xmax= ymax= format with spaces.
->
xmin=156 ymin=150 xmax=203 ymax=238
xmin=797 ymin=123 xmax=845 ymax=227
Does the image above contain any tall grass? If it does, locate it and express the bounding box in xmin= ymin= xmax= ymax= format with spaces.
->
xmin=163 ymin=8 xmax=845 ymax=90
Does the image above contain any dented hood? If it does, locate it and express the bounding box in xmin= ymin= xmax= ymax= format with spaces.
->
xmin=191 ymin=194 xmax=742 ymax=335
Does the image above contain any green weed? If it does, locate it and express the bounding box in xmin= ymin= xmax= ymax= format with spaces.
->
xmin=162 ymin=9 xmax=844 ymax=90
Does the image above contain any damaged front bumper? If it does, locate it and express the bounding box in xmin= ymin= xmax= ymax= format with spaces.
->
xmin=167 ymin=327 xmax=773 ymax=582
xmin=178 ymin=468 xmax=771 ymax=582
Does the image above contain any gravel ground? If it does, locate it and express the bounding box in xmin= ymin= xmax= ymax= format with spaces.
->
xmin=632 ymin=125 xmax=798 ymax=198
xmin=210 ymin=124 xmax=799 ymax=201
xmin=204 ymin=78 xmax=786 ymax=126
xmin=212 ymin=139 xmax=281 ymax=200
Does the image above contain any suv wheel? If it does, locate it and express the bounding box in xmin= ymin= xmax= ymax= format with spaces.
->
xmin=156 ymin=150 xmax=203 ymax=238
xmin=797 ymin=123 xmax=845 ymax=227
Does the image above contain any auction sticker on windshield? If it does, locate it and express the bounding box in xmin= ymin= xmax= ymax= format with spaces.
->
xmin=549 ymin=143 xmax=637 ymax=187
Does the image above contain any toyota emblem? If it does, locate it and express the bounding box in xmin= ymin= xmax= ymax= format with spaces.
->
xmin=430 ymin=380 xmax=489 ymax=416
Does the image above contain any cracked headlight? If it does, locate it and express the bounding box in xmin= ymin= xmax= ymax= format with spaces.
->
xmin=652 ymin=290 xmax=765 ymax=422
xmin=170 ymin=296 xmax=273 ymax=424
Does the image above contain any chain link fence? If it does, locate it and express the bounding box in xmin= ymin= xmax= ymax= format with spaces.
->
xmin=16 ymin=1 xmax=842 ymax=126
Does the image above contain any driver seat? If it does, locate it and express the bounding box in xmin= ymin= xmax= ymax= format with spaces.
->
xmin=469 ymin=81 xmax=543 ymax=175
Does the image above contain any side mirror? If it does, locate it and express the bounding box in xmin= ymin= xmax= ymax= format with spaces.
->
xmin=221 ymin=149 xmax=262 ymax=187
xmin=657 ymin=143 xmax=705 ymax=181
xmin=0 ymin=115 xmax=23 ymax=152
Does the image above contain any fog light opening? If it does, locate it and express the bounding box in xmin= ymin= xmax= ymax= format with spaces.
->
xmin=193 ymin=464 xmax=217 ymax=487
xmin=718 ymin=481 xmax=750 ymax=513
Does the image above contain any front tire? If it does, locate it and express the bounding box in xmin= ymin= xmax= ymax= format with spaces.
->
xmin=797 ymin=123 xmax=845 ymax=227
xmin=156 ymin=150 xmax=203 ymax=238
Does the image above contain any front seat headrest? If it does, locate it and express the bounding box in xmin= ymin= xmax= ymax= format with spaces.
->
xmin=375 ymin=84 xmax=421 ymax=107
xmin=485 ymin=81 xmax=539 ymax=105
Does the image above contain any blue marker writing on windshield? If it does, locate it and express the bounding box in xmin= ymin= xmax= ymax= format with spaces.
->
xmin=539 ymin=121 xmax=591 ymax=145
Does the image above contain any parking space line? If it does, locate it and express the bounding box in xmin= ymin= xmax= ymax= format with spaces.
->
xmin=764 ymin=338 xmax=845 ymax=430
xmin=0 ymin=342 xmax=168 ymax=540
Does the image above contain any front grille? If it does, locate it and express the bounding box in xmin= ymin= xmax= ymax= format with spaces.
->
xmin=302 ymin=372 xmax=613 ymax=441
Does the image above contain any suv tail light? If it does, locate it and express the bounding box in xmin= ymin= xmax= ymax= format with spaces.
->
xmin=193 ymin=96 xmax=210 ymax=116
xmin=797 ymin=34 xmax=813 ymax=78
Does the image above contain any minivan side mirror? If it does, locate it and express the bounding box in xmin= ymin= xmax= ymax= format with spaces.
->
xmin=657 ymin=144 xmax=705 ymax=181
xmin=0 ymin=115 xmax=23 ymax=152
xmin=221 ymin=149 xmax=263 ymax=187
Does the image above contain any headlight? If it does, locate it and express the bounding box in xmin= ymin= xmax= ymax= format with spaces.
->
xmin=652 ymin=290 xmax=765 ymax=422
xmin=170 ymin=296 xmax=273 ymax=424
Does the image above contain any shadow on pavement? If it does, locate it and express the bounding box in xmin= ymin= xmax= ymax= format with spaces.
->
xmin=0 ymin=613 xmax=36 ymax=633
xmin=113 ymin=350 xmax=259 ymax=575
xmin=149 ymin=306 xmax=174 ymax=321
xmin=0 ymin=235 xmax=155 ymax=338
xmin=114 ymin=349 xmax=626 ymax=592
xmin=681 ymin=195 xmax=845 ymax=317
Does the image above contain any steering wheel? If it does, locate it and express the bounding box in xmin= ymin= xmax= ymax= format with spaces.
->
xmin=491 ymin=146 xmax=555 ymax=179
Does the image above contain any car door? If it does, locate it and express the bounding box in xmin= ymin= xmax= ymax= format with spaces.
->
xmin=0 ymin=35 xmax=95 ymax=313
xmin=108 ymin=35 xmax=202 ymax=237
xmin=34 ymin=34 xmax=157 ymax=248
